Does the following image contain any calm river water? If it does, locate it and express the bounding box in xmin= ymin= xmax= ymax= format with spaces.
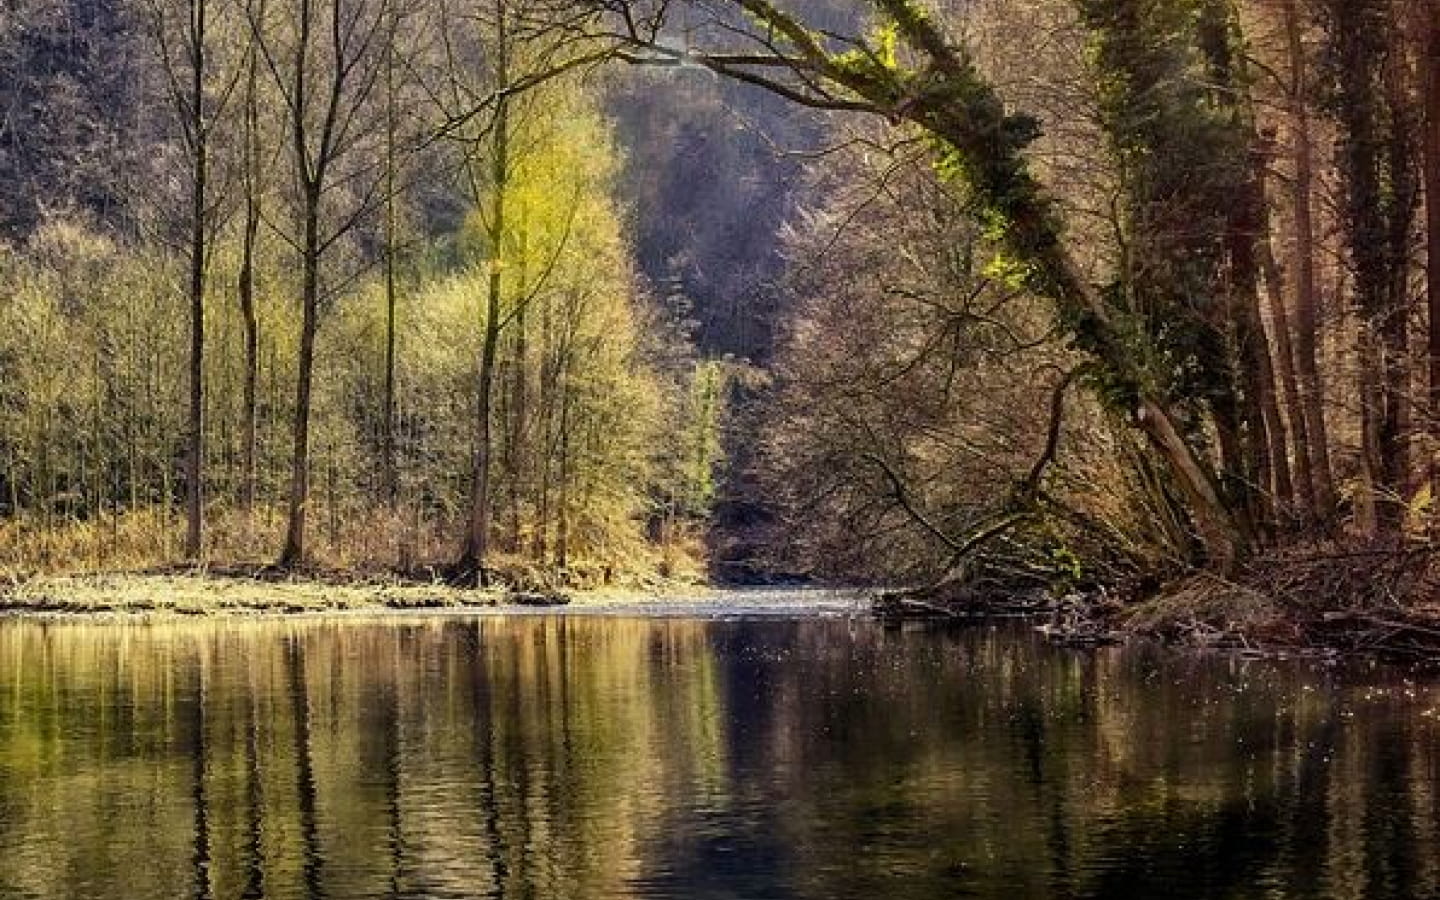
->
xmin=0 ymin=597 xmax=1437 ymax=899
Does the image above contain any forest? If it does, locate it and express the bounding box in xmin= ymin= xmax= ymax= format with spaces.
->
xmin=3 ymin=0 xmax=1440 ymax=623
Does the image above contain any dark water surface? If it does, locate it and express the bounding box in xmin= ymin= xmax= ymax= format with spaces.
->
xmin=1 ymin=600 xmax=1438 ymax=899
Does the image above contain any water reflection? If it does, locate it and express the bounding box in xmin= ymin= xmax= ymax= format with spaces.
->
xmin=0 ymin=616 xmax=1436 ymax=899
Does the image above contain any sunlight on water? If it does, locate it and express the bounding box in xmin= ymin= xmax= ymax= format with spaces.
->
xmin=0 ymin=610 xmax=1437 ymax=899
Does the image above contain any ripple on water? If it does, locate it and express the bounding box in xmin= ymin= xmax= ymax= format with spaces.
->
xmin=0 ymin=608 xmax=1436 ymax=899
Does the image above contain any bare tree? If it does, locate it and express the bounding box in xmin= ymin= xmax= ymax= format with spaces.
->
xmin=238 ymin=0 xmax=270 ymax=518
xmin=251 ymin=0 xmax=395 ymax=566
xmin=145 ymin=0 xmax=243 ymax=559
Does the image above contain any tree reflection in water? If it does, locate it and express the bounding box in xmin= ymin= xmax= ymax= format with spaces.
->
xmin=0 ymin=616 xmax=1436 ymax=899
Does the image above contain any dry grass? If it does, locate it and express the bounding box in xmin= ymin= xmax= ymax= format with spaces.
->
xmin=0 ymin=506 xmax=709 ymax=615
xmin=0 ymin=571 xmax=497 ymax=615
xmin=0 ymin=505 xmax=487 ymax=579
xmin=0 ymin=506 xmax=707 ymax=582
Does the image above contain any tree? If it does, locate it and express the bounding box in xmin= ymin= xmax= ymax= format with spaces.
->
xmin=1422 ymin=0 xmax=1440 ymax=530
xmin=251 ymin=0 xmax=395 ymax=566
xmin=1318 ymin=0 xmax=1419 ymax=537
xmin=462 ymin=0 xmax=511 ymax=582
xmin=605 ymin=0 xmax=1255 ymax=567
xmin=379 ymin=0 xmax=407 ymax=506
xmin=434 ymin=0 xmax=608 ymax=581
xmin=144 ymin=0 xmax=242 ymax=559
xmin=760 ymin=139 xmax=1138 ymax=584
xmin=1279 ymin=0 xmax=1338 ymax=520
xmin=237 ymin=0 xmax=269 ymax=517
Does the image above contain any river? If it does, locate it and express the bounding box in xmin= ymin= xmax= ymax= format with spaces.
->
xmin=0 ymin=592 xmax=1436 ymax=899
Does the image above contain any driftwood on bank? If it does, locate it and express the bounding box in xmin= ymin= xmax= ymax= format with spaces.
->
xmin=874 ymin=542 xmax=1440 ymax=661
xmin=1311 ymin=610 xmax=1440 ymax=659
xmin=871 ymin=586 xmax=1052 ymax=620
xmin=506 ymin=590 xmax=572 ymax=607
xmin=1035 ymin=597 xmax=1124 ymax=646
xmin=1127 ymin=544 xmax=1440 ymax=659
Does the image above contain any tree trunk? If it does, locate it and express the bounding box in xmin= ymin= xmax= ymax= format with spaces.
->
xmin=1234 ymin=131 xmax=1293 ymax=522
xmin=239 ymin=211 xmax=259 ymax=516
xmin=1284 ymin=0 xmax=1338 ymax=518
xmin=381 ymin=27 xmax=399 ymax=508
xmin=457 ymin=32 xmax=508 ymax=582
xmin=1425 ymin=0 xmax=1440 ymax=533
xmin=1357 ymin=325 xmax=1387 ymax=535
xmin=183 ymin=0 xmax=208 ymax=561
xmin=1136 ymin=396 xmax=1246 ymax=571
xmin=382 ymin=231 xmax=398 ymax=505
xmin=280 ymin=195 xmax=321 ymax=567
xmin=1226 ymin=158 xmax=1288 ymax=533
xmin=508 ymin=233 xmax=529 ymax=551
xmin=1380 ymin=21 xmax=1419 ymax=533
xmin=1328 ymin=0 xmax=1416 ymax=538
xmin=459 ymin=264 xmax=503 ymax=581
xmin=1200 ymin=0 xmax=1283 ymax=533
xmin=1257 ymin=139 xmax=1315 ymax=521
xmin=239 ymin=37 xmax=261 ymax=517
xmin=535 ymin=291 xmax=553 ymax=563
xmin=557 ymin=383 xmax=571 ymax=572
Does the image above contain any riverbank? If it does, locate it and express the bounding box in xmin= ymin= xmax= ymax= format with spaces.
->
xmin=0 ymin=568 xmax=708 ymax=617
xmin=9 ymin=552 xmax=1437 ymax=664
xmin=0 ymin=506 xmax=712 ymax=612
xmin=876 ymin=542 xmax=1440 ymax=660
xmin=1121 ymin=546 xmax=1440 ymax=659
xmin=0 ymin=571 xmax=508 ymax=615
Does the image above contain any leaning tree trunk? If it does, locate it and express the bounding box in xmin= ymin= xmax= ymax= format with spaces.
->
xmin=890 ymin=0 xmax=1252 ymax=568
xmin=690 ymin=0 xmax=1256 ymax=569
